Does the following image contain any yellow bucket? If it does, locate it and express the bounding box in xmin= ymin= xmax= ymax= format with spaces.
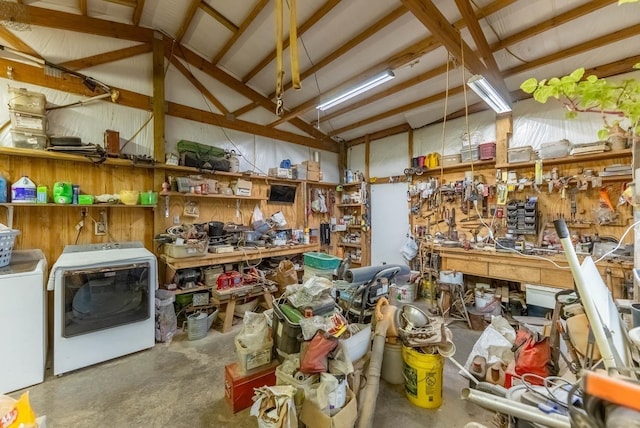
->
xmin=402 ymin=346 xmax=444 ymax=409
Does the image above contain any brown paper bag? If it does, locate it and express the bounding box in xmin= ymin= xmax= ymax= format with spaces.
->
xmin=276 ymin=260 xmax=298 ymax=295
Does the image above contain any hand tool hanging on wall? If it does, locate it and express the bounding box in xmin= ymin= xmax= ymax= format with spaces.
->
xmin=274 ymin=0 xmax=301 ymax=116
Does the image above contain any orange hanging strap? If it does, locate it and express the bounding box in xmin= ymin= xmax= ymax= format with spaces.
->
xmin=289 ymin=0 xmax=301 ymax=90
xmin=275 ymin=0 xmax=284 ymax=115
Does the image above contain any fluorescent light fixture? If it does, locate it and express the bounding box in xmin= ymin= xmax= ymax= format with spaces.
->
xmin=316 ymin=69 xmax=395 ymax=111
xmin=467 ymin=74 xmax=512 ymax=114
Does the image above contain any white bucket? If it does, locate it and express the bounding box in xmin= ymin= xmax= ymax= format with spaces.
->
xmin=381 ymin=341 xmax=404 ymax=385
xmin=475 ymin=289 xmax=501 ymax=318
xmin=440 ymin=270 xmax=463 ymax=285
xmin=393 ymin=282 xmax=417 ymax=303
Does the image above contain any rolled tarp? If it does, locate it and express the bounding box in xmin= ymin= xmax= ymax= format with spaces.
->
xmin=344 ymin=264 xmax=410 ymax=283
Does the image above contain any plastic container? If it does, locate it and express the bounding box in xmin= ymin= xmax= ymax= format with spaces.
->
xmin=0 ymin=173 xmax=7 ymax=203
xmin=525 ymin=284 xmax=563 ymax=309
xmin=9 ymin=110 xmax=47 ymax=132
xmin=441 ymin=154 xmax=461 ymax=166
xmin=478 ymin=142 xmax=496 ymax=160
xmin=381 ymin=341 xmax=404 ymax=384
xmin=339 ymin=324 xmax=371 ymax=363
xmin=11 ymin=176 xmax=37 ymax=203
xmin=539 ymin=139 xmax=570 ymax=159
xmin=392 ymin=282 xmax=417 ymax=303
xmin=10 ymin=130 xmax=47 ymax=150
xmin=164 ymin=241 xmax=208 ymax=258
xmin=460 ymin=146 xmax=480 ymax=162
xmin=402 ymin=346 xmax=444 ymax=409
xmin=272 ymin=302 xmax=302 ymax=355
xmin=303 ymin=252 xmax=342 ymax=270
xmin=439 ymin=270 xmax=463 ymax=285
xmin=302 ymin=264 xmax=334 ymax=282
xmin=8 ymin=87 xmax=46 ymax=115
xmin=508 ymin=146 xmax=534 ymax=163
xmin=235 ymin=337 xmax=273 ymax=373
xmin=0 ymin=229 xmax=19 ymax=268
xmin=139 ymin=191 xmax=158 ymax=205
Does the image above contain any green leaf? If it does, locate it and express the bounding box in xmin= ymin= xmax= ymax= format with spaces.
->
xmin=548 ymin=77 xmax=561 ymax=86
xmin=569 ymin=68 xmax=585 ymax=81
xmin=597 ymin=129 xmax=609 ymax=140
xmin=520 ymin=78 xmax=539 ymax=94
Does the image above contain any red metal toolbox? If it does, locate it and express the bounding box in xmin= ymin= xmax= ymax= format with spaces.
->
xmin=224 ymin=360 xmax=278 ymax=413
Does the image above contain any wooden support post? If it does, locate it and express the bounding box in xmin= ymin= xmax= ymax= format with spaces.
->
xmin=495 ymin=115 xmax=512 ymax=166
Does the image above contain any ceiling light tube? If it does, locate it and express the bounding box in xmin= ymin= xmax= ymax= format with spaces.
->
xmin=467 ymin=74 xmax=511 ymax=114
xmin=316 ymin=69 xmax=395 ymax=111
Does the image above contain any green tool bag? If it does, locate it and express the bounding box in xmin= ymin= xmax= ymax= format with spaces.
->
xmin=176 ymin=139 xmax=230 ymax=171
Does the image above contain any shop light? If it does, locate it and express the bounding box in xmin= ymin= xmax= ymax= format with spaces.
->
xmin=316 ymin=69 xmax=395 ymax=111
xmin=467 ymin=74 xmax=512 ymax=114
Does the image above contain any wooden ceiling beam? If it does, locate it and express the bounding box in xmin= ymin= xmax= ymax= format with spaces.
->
xmin=175 ymin=0 xmax=201 ymax=42
xmin=104 ymin=0 xmax=137 ymax=7
xmin=24 ymin=5 xmax=153 ymax=42
xmin=169 ymin=55 xmax=229 ymax=115
xmin=200 ymin=2 xmax=238 ymax=33
xmin=59 ymin=43 xmax=152 ymax=71
xmin=0 ymin=27 xmax=41 ymax=58
xmin=242 ymin=0 xmax=340 ymax=83
xmin=346 ymin=123 xmax=411 ymax=147
xmin=490 ymin=0 xmax=616 ymax=52
xmin=212 ymin=0 xmax=269 ymax=65
xmin=454 ymin=0 xmax=507 ymax=94
xmin=132 ymin=0 xmax=145 ymax=26
xmin=168 ymin=102 xmax=338 ymax=152
xmin=265 ymin=0 xmax=512 ymax=128
xmin=166 ymin=39 xmax=331 ymax=142
xmin=79 ymin=0 xmax=87 ymax=16
xmin=505 ymin=22 xmax=640 ymax=77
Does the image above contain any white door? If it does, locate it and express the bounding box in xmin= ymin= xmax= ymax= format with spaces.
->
xmin=370 ymin=182 xmax=410 ymax=266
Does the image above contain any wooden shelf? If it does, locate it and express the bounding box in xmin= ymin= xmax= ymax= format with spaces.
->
xmin=159 ymin=191 xmax=267 ymax=201
xmin=495 ymin=148 xmax=632 ymax=169
xmin=0 ymin=146 xmax=156 ymax=168
xmin=172 ymin=285 xmax=214 ymax=295
xmin=0 ymin=203 xmax=155 ymax=208
xmin=429 ymin=159 xmax=496 ymax=173
xmin=339 ymin=242 xmax=361 ymax=248
xmin=161 ymin=243 xmax=319 ymax=271
xmin=339 ymin=182 xmax=366 ymax=188
xmin=601 ymin=174 xmax=633 ymax=182
xmin=336 ymin=203 xmax=363 ymax=208
xmin=157 ymin=164 xmax=304 ymax=184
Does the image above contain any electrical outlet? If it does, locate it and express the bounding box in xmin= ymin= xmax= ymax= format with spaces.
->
xmin=94 ymin=210 xmax=108 ymax=236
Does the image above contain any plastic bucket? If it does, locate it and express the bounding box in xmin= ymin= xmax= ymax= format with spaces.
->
xmin=402 ymin=346 xmax=444 ymax=408
xmin=381 ymin=341 xmax=404 ymax=385
xmin=474 ymin=289 xmax=495 ymax=310
xmin=392 ymin=282 xmax=417 ymax=303
xmin=187 ymin=310 xmax=218 ymax=340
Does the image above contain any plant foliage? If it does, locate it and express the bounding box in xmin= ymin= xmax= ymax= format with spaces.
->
xmin=520 ymin=65 xmax=640 ymax=140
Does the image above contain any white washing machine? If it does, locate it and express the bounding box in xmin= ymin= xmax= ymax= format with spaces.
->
xmin=0 ymin=249 xmax=47 ymax=394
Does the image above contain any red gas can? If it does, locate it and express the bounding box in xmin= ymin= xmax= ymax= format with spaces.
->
xmin=216 ymin=271 xmax=243 ymax=290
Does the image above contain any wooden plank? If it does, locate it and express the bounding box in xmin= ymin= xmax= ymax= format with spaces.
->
xmin=169 ymin=55 xmax=228 ymax=115
xmin=175 ymin=0 xmax=201 ymax=41
xmin=59 ymin=43 xmax=152 ymax=71
xmin=444 ymin=258 xmax=488 ymax=277
xmin=0 ymin=26 xmax=41 ymax=58
xmin=489 ymin=263 xmax=540 ymax=283
xmin=495 ymin=115 xmax=512 ymax=167
xmin=539 ymin=269 xmax=574 ymax=289
xmin=132 ymin=0 xmax=145 ymax=25
xmin=200 ymin=2 xmax=239 ymax=33
xmin=153 ymin=33 xmax=165 ymax=163
xmin=212 ymin=0 xmax=269 ymax=64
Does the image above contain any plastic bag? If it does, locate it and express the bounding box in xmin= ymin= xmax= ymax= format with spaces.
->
xmin=400 ymin=235 xmax=418 ymax=262
xmin=236 ymin=311 xmax=270 ymax=351
xmin=464 ymin=323 xmax=515 ymax=370
xmin=250 ymin=385 xmax=298 ymax=428
xmin=0 ymin=392 xmax=36 ymax=428
xmin=155 ymin=289 xmax=177 ymax=343
xmin=512 ymin=326 xmax=554 ymax=383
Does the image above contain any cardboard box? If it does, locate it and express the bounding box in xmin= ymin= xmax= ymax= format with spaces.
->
xmin=269 ymin=167 xmax=293 ymax=179
xmin=225 ymin=360 xmax=278 ymax=413
xmin=233 ymin=178 xmax=252 ymax=196
xmin=307 ymin=170 xmax=320 ymax=182
xmin=293 ymin=164 xmax=307 ymax=180
xmin=300 ymin=387 xmax=357 ymax=428
xmin=303 ymin=160 xmax=320 ymax=172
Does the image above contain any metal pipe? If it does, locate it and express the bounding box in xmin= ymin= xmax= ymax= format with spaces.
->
xmin=461 ymin=388 xmax=571 ymax=428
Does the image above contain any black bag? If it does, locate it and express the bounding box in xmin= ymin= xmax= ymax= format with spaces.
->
xmin=181 ymin=151 xmax=231 ymax=171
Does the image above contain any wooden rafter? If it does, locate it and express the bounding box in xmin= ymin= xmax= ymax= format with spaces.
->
xmin=104 ymin=0 xmax=137 ymax=7
xmin=346 ymin=124 xmax=412 ymax=147
xmin=175 ymin=0 xmax=201 ymax=42
xmin=166 ymin=39 xmax=332 ymax=143
xmin=454 ymin=0 xmax=507 ymax=94
xmin=79 ymin=0 xmax=87 ymax=16
xmin=169 ymin=55 xmax=229 ymax=115
xmin=242 ymin=0 xmax=340 ymax=83
xmin=212 ymin=0 xmax=269 ymax=65
xmin=132 ymin=0 xmax=145 ymax=25
xmin=0 ymin=27 xmax=41 ymax=58
xmin=24 ymin=5 xmax=153 ymax=42
xmin=490 ymin=0 xmax=616 ymax=52
xmin=59 ymin=43 xmax=152 ymax=71
xmin=264 ymin=0 xmax=512 ymax=129
xmin=200 ymin=2 xmax=238 ymax=33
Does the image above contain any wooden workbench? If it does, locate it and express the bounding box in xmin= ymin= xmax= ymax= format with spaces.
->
xmin=435 ymin=246 xmax=632 ymax=297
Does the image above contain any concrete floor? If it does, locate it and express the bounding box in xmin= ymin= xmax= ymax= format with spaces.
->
xmin=9 ymin=311 xmax=495 ymax=427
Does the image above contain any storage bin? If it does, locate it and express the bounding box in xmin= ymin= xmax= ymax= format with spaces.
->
xmin=272 ymin=302 xmax=302 ymax=355
xmin=9 ymin=110 xmax=47 ymax=132
xmin=441 ymin=154 xmax=461 ymax=166
xmin=303 ymin=252 xmax=342 ymax=270
xmin=8 ymin=87 xmax=46 ymax=115
xmin=539 ymin=139 xmax=570 ymax=159
xmin=10 ymin=130 xmax=47 ymax=150
xmin=302 ymin=264 xmax=334 ymax=282
xmin=525 ymin=284 xmax=564 ymax=309
xmin=163 ymin=241 xmax=208 ymax=258
xmin=460 ymin=146 xmax=479 ymax=162
xmin=224 ymin=361 xmax=278 ymax=413
xmin=478 ymin=142 xmax=496 ymax=160
xmin=0 ymin=229 xmax=19 ymax=268
xmin=235 ymin=336 xmax=273 ymax=373
xmin=508 ymin=146 xmax=534 ymax=163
